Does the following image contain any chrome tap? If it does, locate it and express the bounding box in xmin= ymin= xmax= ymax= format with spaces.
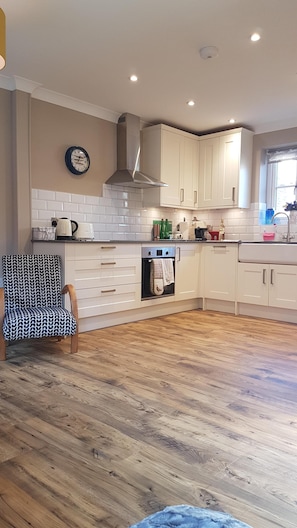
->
xmin=271 ymin=211 xmax=291 ymax=242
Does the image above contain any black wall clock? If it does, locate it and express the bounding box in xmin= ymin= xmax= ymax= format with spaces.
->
xmin=65 ymin=146 xmax=90 ymax=175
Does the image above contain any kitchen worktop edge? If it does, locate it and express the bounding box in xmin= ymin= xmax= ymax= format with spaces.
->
xmin=32 ymin=239 xmax=241 ymax=244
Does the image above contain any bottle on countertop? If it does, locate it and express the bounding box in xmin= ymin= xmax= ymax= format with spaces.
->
xmin=152 ymin=223 xmax=160 ymax=240
xmin=219 ymin=218 xmax=225 ymax=241
xmin=265 ymin=208 xmax=274 ymax=224
xmin=160 ymin=218 xmax=165 ymax=239
xmin=164 ymin=219 xmax=170 ymax=239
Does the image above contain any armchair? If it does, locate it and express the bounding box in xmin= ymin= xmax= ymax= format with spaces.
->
xmin=0 ymin=254 xmax=78 ymax=360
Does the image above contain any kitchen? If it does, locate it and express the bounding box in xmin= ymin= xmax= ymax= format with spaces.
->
xmin=1 ymin=2 xmax=297 ymax=527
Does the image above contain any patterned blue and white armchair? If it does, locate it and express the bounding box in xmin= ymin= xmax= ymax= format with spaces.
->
xmin=0 ymin=254 xmax=78 ymax=360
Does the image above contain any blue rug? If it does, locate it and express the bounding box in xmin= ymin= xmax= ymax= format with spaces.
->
xmin=130 ymin=505 xmax=252 ymax=528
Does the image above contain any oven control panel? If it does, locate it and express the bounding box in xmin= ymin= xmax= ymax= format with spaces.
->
xmin=142 ymin=247 xmax=176 ymax=258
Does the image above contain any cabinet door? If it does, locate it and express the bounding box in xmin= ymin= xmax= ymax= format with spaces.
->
xmin=269 ymin=265 xmax=297 ymax=309
xmin=198 ymin=136 xmax=219 ymax=208
xmin=237 ymin=263 xmax=268 ymax=305
xmin=160 ymin=129 xmax=183 ymax=207
xmin=204 ymin=244 xmax=237 ymax=301
xmin=175 ymin=244 xmax=200 ymax=301
xmin=218 ymin=132 xmax=240 ymax=207
xmin=181 ymin=137 xmax=199 ymax=208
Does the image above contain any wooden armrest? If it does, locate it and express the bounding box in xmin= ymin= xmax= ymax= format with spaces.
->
xmin=62 ymin=284 xmax=78 ymax=325
xmin=0 ymin=288 xmax=6 ymax=360
xmin=0 ymin=288 xmax=4 ymax=323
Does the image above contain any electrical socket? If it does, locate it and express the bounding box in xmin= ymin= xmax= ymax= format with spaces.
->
xmin=51 ymin=217 xmax=58 ymax=226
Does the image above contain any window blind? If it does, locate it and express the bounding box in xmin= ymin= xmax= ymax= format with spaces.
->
xmin=267 ymin=147 xmax=297 ymax=163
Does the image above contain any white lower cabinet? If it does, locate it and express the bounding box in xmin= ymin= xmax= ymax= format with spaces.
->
xmin=175 ymin=243 xmax=201 ymax=301
xmin=203 ymin=244 xmax=238 ymax=301
xmin=33 ymin=242 xmax=141 ymax=320
xmin=237 ymin=262 xmax=297 ymax=309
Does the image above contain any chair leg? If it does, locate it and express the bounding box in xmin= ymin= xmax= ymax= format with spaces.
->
xmin=71 ymin=331 xmax=78 ymax=354
xmin=0 ymin=334 xmax=6 ymax=360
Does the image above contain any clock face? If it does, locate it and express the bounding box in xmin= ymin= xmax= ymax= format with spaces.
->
xmin=65 ymin=146 xmax=90 ymax=175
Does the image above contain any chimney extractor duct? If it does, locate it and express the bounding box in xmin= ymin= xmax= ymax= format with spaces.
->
xmin=105 ymin=113 xmax=168 ymax=188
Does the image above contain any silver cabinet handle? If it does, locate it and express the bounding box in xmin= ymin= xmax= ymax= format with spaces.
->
xmin=263 ymin=268 xmax=266 ymax=284
xmin=101 ymin=262 xmax=116 ymax=265
xmin=177 ymin=246 xmax=181 ymax=262
xmin=232 ymin=187 xmax=235 ymax=202
xmin=270 ymin=269 xmax=274 ymax=285
xmin=101 ymin=289 xmax=116 ymax=293
xmin=180 ymin=188 xmax=185 ymax=202
xmin=101 ymin=246 xmax=116 ymax=249
xmin=194 ymin=190 xmax=198 ymax=204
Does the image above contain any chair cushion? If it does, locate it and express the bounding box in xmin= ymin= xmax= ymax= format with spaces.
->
xmin=2 ymin=307 xmax=77 ymax=341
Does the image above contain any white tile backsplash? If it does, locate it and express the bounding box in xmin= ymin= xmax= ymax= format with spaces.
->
xmin=31 ymin=186 xmax=297 ymax=242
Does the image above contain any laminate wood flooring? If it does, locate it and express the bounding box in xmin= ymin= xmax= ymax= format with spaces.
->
xmin=0 ymin=310 xmax=297 ymax=528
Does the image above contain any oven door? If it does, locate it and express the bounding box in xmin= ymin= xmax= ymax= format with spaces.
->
xmin=141 ymin=257 xmax=175 ymax=300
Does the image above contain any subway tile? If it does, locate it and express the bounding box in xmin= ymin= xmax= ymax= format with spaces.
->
xmin=32 ymin=199 xmax=47 ymax=210
xmin=38 ymin=210 xmax=55 ymax=221
xmin=37 ymin=189 xmax=56 ymax=200
xmin=63 ymin=203 xmax=79 ymax=213
xmin=47 ymin=201 xmax=64 ymax=211
xmin=55 ymin=191 xmax=72 ymax=203
xmin=85 ymin=195 xmax=100 ymax=205
xmin=78 ymin=204 xmax=93 ymax=214
xmin=71 ymin=193 xmax=86 ymax=204
xmin=32 ymin=188 xmax=268 ymax=242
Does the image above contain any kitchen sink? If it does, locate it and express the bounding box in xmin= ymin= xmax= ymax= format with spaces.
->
xmin=239 ymin=242 xmax=297 ymax=264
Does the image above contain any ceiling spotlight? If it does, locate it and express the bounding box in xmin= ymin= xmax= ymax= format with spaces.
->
xmin=229 ymin=118 xmax=236 ymax=124
xmin=130 ymin=75 xmax=138 ymax=82
xmin=250 ymin=33 xmax=261 ymax=42
xmin=199 ymin=46 xmax=219 ymax=60
xmin=187 ymin=100 xmax=195 ymax=106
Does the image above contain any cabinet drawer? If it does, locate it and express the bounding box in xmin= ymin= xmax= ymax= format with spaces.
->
xmin=76 ymin=283 xmax=141 ymax=317
xmin=72 ymin=258 xmax=141 ymax=288
xmin=67 ymin=243 xmax=140 ymax=260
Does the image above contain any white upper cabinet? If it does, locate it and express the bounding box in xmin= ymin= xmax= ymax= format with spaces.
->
xmin=141 ymin=124 xmax=199 ymax=209
xmin=198 ymin=128 xmax=253 ymax=209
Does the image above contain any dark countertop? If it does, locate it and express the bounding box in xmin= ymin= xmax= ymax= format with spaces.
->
xmin=32 ymin=239 xmax=297 ymax=245
xmin=32 ymin=238 xmax=241 ymax=244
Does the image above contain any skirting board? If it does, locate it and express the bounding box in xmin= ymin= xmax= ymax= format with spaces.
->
xmin=79 ymin=298 xmax=203 ymax=332
xmin=237 ymin=302 xmax=297 ymax=324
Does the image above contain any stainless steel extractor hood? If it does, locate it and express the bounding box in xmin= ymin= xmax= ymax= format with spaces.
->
xmin=105 ymin=113 xmax=168 ymax=188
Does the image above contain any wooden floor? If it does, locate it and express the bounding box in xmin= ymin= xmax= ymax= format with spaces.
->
xmin=0 ymin=310 xmax=297 ymax=528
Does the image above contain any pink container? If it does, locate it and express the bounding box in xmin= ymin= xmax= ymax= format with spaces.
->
xmin=263 ymin=232 xmax=275 ymax=241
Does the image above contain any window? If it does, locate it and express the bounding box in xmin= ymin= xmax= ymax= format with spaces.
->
xmin=266 ymin=147 xmax=297 ymax=213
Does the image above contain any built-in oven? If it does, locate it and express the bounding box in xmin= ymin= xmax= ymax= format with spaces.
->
xmin=141 ymin=246 xmax=175 ymax=300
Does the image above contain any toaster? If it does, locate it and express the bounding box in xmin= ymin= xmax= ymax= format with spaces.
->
xmin=73 ymin=223 xmax=94 ymax=240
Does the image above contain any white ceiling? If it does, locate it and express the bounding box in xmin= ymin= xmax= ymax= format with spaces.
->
xmin=1 ymin=0 xmax=297 ymax=134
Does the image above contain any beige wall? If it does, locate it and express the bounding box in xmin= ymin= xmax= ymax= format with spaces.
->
xmin=0 ymin=88 xmax=14 ymax=257
xmin=31 ymin=99 xmax=117 ymax=195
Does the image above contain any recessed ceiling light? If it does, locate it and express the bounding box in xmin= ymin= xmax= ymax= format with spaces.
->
xmin=229 ymin=118 xmax=236 ymax=124
xmin=187 ymin=100 xmax=195 ymax=106
xmin=130 ymin=75 xmax=138 ymax=82
xmin=199 ymin=46 xmax=219 ymax=60
xmin=250 ymin=33 xmax=261 ymax=42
